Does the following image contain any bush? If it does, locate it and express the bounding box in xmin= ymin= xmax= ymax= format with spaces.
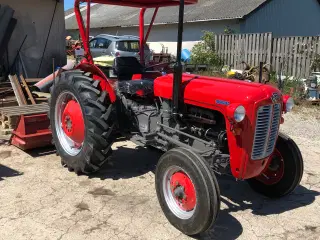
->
xmin=190 ymin=31 xmax=223 ymax=69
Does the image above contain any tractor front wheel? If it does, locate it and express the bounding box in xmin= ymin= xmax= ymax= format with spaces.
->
xmin=50 ymin=71 xmax=116 ymax=174
xmin=247 ymin=133 xmax=304 ymax=198
xmin=155 ymin=147 xmax=220 ymax=236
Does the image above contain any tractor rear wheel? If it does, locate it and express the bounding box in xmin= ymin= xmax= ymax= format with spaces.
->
xmin=155 ymin=147 xmax=220 ymax=236
xmin=247 ymin=133 xmax=304 ymax=198
xmin=49 ymin=71 xmax=116 ymax=174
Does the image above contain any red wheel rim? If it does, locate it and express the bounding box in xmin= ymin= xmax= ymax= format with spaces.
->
xmin=61 ymin=99 xmax=85 ymax=146
xmin=256 ymin=150 xmax=285 ymax=185
xmin=170 ymin=171 xmax=196 ymax=211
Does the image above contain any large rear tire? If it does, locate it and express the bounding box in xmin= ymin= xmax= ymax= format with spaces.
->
xmin=247 ymin=133 xmax=304 ymax=198
xmin=49 ymin=71 xmax=116 ymax=174
xmin=155 ymin=147 xmax=220 ymax=236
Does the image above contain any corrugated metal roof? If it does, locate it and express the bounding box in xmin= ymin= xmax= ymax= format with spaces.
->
xmin=65 ymin=0 xmax=268 ymax=30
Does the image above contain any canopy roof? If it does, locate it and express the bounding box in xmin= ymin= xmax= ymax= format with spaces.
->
xmin=80 ymin=0 xmax=198 ymax=8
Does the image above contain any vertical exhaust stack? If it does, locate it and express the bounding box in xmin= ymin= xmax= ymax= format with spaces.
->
xmin=172 ymin=0 xmax=185 ymax=118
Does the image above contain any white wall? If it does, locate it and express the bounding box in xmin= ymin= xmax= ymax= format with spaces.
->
xmin=2 ymin=0 xmax=66 ymax=77
xmin=67 ymin=19 xmax=240 ymax=55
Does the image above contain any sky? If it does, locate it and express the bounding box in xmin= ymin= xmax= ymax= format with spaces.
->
xmin=64 ymin=0 xmax=74 ymax=10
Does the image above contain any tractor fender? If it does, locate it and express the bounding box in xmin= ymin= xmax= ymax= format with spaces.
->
xmin=75 ymin=62 xmax=116 ymax=103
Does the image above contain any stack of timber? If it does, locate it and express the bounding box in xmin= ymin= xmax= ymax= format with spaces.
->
xmin=0 ymin=104 xmax=49 ymax=135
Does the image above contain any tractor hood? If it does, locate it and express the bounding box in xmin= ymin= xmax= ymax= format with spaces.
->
xmin=154 ymin=73 xmax=282 ymax=108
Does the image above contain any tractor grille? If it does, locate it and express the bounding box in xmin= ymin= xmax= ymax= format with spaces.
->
xmin=251 ymin=104 xmax=281 ymax=160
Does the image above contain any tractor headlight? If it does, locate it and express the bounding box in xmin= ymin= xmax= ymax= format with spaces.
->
xmin=234 ymin=105 xmax=246 ymax=122
xmin=285 ymin=97 xmax=294 ymax=112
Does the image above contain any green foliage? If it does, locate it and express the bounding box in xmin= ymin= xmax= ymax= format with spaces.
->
xmin=269 ymin=72 xmax=306 ymax=100
xmin=190 ymin=31 xmax=223 ymax=68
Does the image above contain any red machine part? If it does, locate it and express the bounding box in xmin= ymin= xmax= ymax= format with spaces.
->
xmin=170 ymin=171 xmax=197 ymax=211
xmin=11 ymin=114 xmax=52 ymax=150
xmin=61 ymin=99 xmax=85 ymax=146
xmin=154 ymin=74 xmax=283 ymax=180
xmin=255 ymin=150 xmax=285 ymax=185
xmin=74 ymin=0 xmax=197 ymax=104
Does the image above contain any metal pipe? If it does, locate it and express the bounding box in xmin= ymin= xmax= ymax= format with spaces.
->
xmin=157 ymin=133 xmax=207 ymax=154
xmin=87 ymin=0 xmax=91 ymax=46
xmin=157 ymin=122 xmax=215 ymax=147
xmin=139 ymin=8 xmax=146 ymax=65
xmin=74 ymin=0 xmax=92 ymax=64
xmin=145 ymin=8 xmax=159 ymax=43
xmin=172 ymin=0 xmax=185 ymax=116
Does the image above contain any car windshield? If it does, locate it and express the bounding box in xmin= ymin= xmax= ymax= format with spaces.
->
xmin=116 ymin=40 xmax=149 ymax=52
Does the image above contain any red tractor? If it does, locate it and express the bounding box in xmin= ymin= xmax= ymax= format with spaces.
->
xmin=50 ymin=0 xmax=304 ymax=236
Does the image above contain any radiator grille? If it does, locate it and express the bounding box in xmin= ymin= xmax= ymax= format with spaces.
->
xmin=252 ymin=104 xmax=281 ymax=160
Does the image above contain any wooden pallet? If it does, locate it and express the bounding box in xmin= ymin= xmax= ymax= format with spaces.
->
xmin=0 ymin=104 xmax=49 ymax=133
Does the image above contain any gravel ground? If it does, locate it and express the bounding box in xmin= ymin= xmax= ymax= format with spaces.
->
xmin=0 ymin=107 xmax=319 ymax=240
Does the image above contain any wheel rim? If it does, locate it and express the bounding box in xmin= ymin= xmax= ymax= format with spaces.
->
xmin=163 ymin=166 xmax=197 ymax=220
xmin=256 ymin=149 xmax=285 ymax=185
xmin=55 ymin=91 xmax=85 ymax=156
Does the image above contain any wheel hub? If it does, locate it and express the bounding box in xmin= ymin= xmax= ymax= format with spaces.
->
xmin=61 ymin=99 xmax=85 ymax=146
xmin=170 ymin=172 xmax=196 ymax=211
xmin=256 ymin=150 xmax=285 ymax=185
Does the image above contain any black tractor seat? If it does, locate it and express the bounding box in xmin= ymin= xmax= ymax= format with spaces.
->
xmin=113 ymin=57 xmax=161 ymax=97
xmin=113 ymin=56 xmax=163 ymax=81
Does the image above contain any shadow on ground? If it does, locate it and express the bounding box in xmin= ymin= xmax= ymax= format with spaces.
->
xmin=217 ymin=175 xmax=319 ymax=216
xmin=89 ymin=145 xmax=161 ymax=180
xmin=0 ymin=164 xmax=23 ymax=181
xmin=25 ymin=145 xmax=57 ymax=158
xmin=88 ymin=146 xmax=319 ymax=239
xmin=198 ymin=176 xmax=319 ymax=240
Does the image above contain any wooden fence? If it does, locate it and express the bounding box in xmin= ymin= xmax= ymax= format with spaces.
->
xmin=215 ymin=33 xmax=320 ymax=78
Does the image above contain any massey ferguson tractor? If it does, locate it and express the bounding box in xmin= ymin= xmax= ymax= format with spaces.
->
xmin=50 ymin=0 xmax=304 ymax=236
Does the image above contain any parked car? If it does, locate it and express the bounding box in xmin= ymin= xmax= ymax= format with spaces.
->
xmin=89 ymin=34 xmax=152 ymax=63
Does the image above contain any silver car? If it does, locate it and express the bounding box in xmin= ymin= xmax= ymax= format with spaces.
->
xmin=89 ymin=34 xmax=152 ymax=63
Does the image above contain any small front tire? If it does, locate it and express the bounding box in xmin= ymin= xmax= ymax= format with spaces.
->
xmin=155 ymin=147 xmax=220 ymax=236
xmin=248 ymin=133 xmax=304 ymax=198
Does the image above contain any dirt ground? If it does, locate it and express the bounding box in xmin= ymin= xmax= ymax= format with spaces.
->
xmin=0 ymin=107 xmax=319 ymax=240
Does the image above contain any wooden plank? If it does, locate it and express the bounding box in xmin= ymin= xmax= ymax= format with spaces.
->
xmin=267 ymin=33 xmax=272 ymax=66
xmin=214 ymin=34 xmax=218 ymax=53
xmin=238 ymin=34 xmax=244 ymax=68
xmin=244 ymin=34 xmax=249 ymax=64
xmin=301 ymin=37 xmax=308 ymax=78
xmin=297 ymin=37 xmax=302 ymax=78
xmin=225 ymin=35 xmax=229 ymax=66
xmin=224 ymin=35 xmax=228 ymax=65
xmin=256 ymin=34 xmax=264 ymax=65
xmin=276 ymin=38 xmax=281 ymax=74
xmin=284 ymin=37 xmax=290 ymax=75
xmin=272 ymin=38 xmax=276 ymax=72
xmin=0 ymin=104 xmax=48 ymax=114
xmin=20 ymin=75 xmax=36 ymax=105
xmin=230 ymin=35 xmax=234 ymax=67
xmin=0 ymin=104 xmax=49 ymax=115
xmin=259 ymin=34 xmax=264 ymax=64
xmin=8 ymin=75 xmax=27 ymax=106
xmin=252 ymin=34 xmax=257 ymax=66
xmin=288 ymin=37 xmax=294 ymax=76
xmin=248 ymin=34 xmax=252 ymax=66
xmin=25 ymin=78 xmax=42 ymax=84
xmin=305 ymin=36 xmax=313 ymax=76
xmin=280 ymin=38 xmax=285 ymax=74
xmin=292 ymin=37 xmax=298 ymax=77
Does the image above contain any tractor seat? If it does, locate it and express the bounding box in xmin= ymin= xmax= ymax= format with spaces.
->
xmin=113 ymin=56 xmax=161 ymax=81
xmin=113 ymin=56 xmax=144 ymax=81
xmin=117 ymin=80 xmax=154 ymax=97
